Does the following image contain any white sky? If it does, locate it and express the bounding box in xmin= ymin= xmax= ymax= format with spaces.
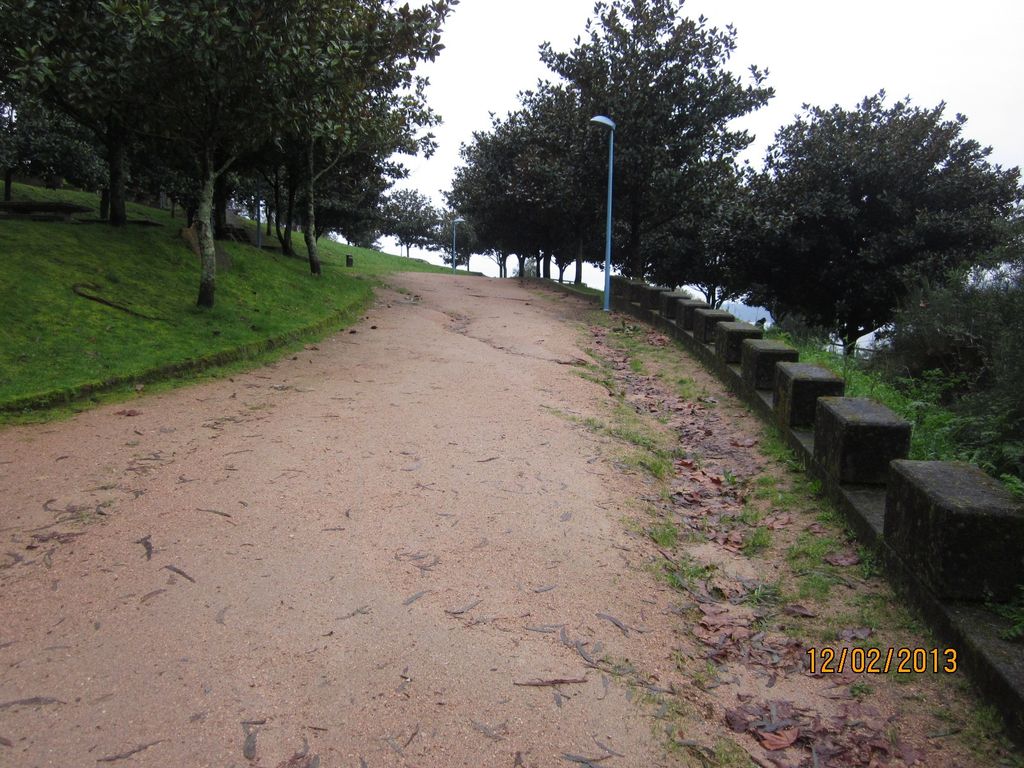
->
xmin=382 ymin=0 xmax=1024 ymax=283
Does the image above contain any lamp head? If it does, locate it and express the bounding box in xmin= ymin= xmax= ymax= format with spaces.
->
xmin=590 ymin=115 xmax=616 ymax=130
xmin=454 ymin=216 xmax=466 ymax=224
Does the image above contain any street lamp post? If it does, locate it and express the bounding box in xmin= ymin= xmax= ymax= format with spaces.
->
xmin=590 ymin=115 xmax=615 ymax=312
xmin=451 ymin=216 xmax=466 ymax=274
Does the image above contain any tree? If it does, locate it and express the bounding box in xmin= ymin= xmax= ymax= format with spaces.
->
xmin=144 ymin=0 xmax=450 ymax=306
xmin=431 ymin=211 xmax=479 ymax=270
xmin=746 ymin=93 xmax=1022 ymax=352
xmin=448 ymin=85 xmax=605 ymax=283
xmin=274 ymin=0 xmax=450 ymax=277
xmin=2 ymin=98 xmax=106 ymax=192
xmin=382 ymin=189 xmax=440 ymax=257
xmin=4 ymin=0 xmax=163 ymax=224
xmin=649 ymin=160 xmax=755 ymax=307
xmin=540 ymin=0 xmax=772 ymax=278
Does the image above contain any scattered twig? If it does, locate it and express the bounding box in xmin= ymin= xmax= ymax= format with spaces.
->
xmin=592 ymin=736 xmax=624 ymax=757
xmin=403 ymin=723 xmax=420 ymax=748
xmin=403 ymin=591 xmax=428 ymax=606
xmin=561 ymin=753 xmax=613 ymax=766
xmin=140 ymin=589 xmax=166 ymax=604
xmin=477 ymin=456 xmax=500 ymax=463
xmin=0 ymin=697 xmax=63 ymax=710
xmin=596 ymin=613 xmax=630 ymax=636
xmin=575 ymin=641 xmax=599 ymax=668
xmin=97 ymin=740 xmax=165 ymax=762
xmin=525 ymin=625 xmax=562 ymax=634
xmin=445 ymin=599 xmax=482 ymax=616
xmin=413 ymin=557 xmax=440 ymax=573
xmin=164 ymin=564 xmax=196 ymax=583
xmin=470 ymin=719 xmax=506 ymax=741
xmin=72 ymin=283 xmax=164 ymax=321
xmin=514 ymin=676 xmax=588 ymax=687
xmin=197 ymin=508 xmax=235 ymax=525
xmin=533 ymin=585 xmax=557 ymax=593
xmin=339 ymin=606 xmax=371 ymax=620
xmin=135 ymin=535 xmax=153 ymax=560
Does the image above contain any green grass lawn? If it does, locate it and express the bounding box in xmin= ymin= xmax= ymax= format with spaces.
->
xmin=0 ymin=183 xmax=447 ymax=416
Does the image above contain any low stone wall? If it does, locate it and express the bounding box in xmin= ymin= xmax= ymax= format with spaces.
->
xmin=565 ymin=275 xmax=1024 ymax=743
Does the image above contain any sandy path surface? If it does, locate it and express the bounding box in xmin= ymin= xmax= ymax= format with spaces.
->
xmin=0 ymin=274 xmax=678 ymax=767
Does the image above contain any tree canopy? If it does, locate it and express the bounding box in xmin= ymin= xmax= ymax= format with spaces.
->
xmin=1 ymin=0 xmax=453 ymax=307
xmin=745 ymin=93 xmax=1022 ymax=350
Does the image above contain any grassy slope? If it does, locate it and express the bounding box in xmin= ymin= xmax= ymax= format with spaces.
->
xmin=1 ymin=183 xmax=446 ymax=413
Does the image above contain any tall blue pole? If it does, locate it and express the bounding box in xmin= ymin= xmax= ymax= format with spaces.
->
xmin=593 ymin=115 xmax=614 ymax=313
xmin=602 ymin=127 xmax=614 ymax=312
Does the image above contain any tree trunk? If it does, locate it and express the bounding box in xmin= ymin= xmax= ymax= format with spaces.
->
xmin=303 ymin=142 xmax=321 ymax=276
xmin=542 ymin=253 xmax=551 ymax=279
xmin=3 ymin=168 xmax=12 ymax=201
xmin=574 ymin=239 xmax=583 ymax=285
xmin=213 ymin=174 xmax=229 ymax=240
xmin=195 ymin=162 xmax=217 ymax=308
xmin=625 ymin=207 xmax=644 ymax=278
xmin=558 ymin=263 xmax=566 ymax=283
xmin=278 ymin=178 xmax=296 ymax=258
xmin=517 ymin=254 xmax=525 ymax=281
xmin=107 ymin=134 xmax=127 ymax=226
xmin=273 ymin=169 xmax=284 ymax=245
xmin=99 ymin=188 xmax=110 ymax=220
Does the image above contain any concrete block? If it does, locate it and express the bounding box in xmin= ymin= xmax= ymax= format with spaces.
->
xmin=715 ymin=321 xmax=764 ymax=363
xmin=609 ymin=275 xmax=630 ymax=303
xmin=814 ymin=397 xmax=911 ymax=485
xmin=741 ymin=339 xmax=799 ymax=390
xmin=693 ymin=309 xmax=735 ymax=345
xmin=637 ymin=284 xmax=668 ymax=311
xmin=884 ymin=461 xmax=1024 ymax=601
xmin=773 ymin=362 xmax=845 ymax=428
xmin=677 ymin=300 xmax=711 ymax=330
xmin=659 ymin=291 xmax=691 ymax=320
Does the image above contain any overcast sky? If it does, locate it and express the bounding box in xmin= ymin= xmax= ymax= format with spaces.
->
xmin=383 ymin=0 xmax=1024 ymax=281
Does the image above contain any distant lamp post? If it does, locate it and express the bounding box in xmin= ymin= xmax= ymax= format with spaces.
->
xmin=451 ymin=216 xmax=466 ymax=274
xmin=590 ymin=115 xmax=615 ymax=312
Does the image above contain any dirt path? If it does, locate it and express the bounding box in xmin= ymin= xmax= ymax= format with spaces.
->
xmin=0 ymin=274 xmax=684 ymax=767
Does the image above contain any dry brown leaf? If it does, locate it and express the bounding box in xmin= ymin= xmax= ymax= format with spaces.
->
xmin=757 ymin=727 xmax=799 ymax=751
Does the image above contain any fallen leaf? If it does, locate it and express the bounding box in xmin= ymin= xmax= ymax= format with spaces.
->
xmin=825 ymin=550 xmax=861 ymax=567
xmin=838 ymin=627 xmax=873 ymax=641
xmin=730 ymin=438 xmax=758 ymax=448
xmin=115 ymin=409 xmax=141 ymax=417
xmin=757 ymin=727 xmax=799 ymax=751
xmin=783 ymin=603 xmax=817 ymax=618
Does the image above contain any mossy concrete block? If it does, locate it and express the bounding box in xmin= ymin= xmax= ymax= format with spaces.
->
xmin=715 ymin=321 xmax=764 ymax=363
xmin=741 ymin=339 xmax=799 ymax=390
xmin=773 ymin=362 xmax=845 ymax=428
xmin=677 ymin=299 xmax=711 ymax=330
xmin=637 ymin=284 xmax=667 ymax=311
xmin=659 ymin=291 xmax=691 ymax=320
xmin=814 ymin=397 xmax=911 ymax=485
xmin=884 ymin=461 xmax=1024 ymax=601
xmin=693 ymin=309 xmax=734 ymax=345
xmin=609 ymin=275 xmax=631 ymax=303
